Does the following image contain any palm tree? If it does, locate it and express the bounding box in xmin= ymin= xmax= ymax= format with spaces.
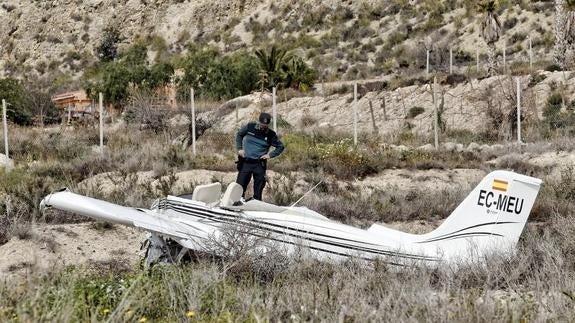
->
xmin=284 ymin=56 xmax=318 ymax=92
xmin=254 ymin=45 xmax=289 ymax=91
xmin=479 ymin=1 xmax=501 ymax=76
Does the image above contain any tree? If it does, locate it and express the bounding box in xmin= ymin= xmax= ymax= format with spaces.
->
xmin=226 ymin=52 xmax=259 ymax=95
xmin=85 ymin=41 xmax=175 ymax=108
xmin=0 ymin=78 xmax=33 ymax=125
xmin=254 ymin=45 xmax=289 ymax=90
xmin=0 ymin=78 xmax=59 ymax=126
xmin=177 ymin=47 xmax=259 ymax=100
xmin=479 ymin=1 xmax=501 ymax=76
xmin=96 ymin=26 xmax=121 ymax=62
xmin=254 ymin=45 xmax=317 ymax=91
xmin=284 ymin=56 xmax=318 ymax=92
xmin=26 ymin=87 xmax=60 ymax=126
xmin=147 ymin=62 xmax=174 ymax=89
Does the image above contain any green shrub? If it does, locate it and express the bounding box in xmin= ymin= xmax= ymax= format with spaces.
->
xmin=0 ymin=79 xmax=60 ymax=126
xmin=407 ymin=106 xmax=425 ymax=119
xmin=545 ymin=64 xmax=562 ymax=72
xmin=83 ymin=42 xmax=175 ymax=107
xmin=543 ymin=92 xmax=575 ymax=130
xmin=177 ymin=47 xmax=259 ymax=101
xmin=0 ymin=78 xmax=33 ymax=125
xmin=96 ymin=25 xmax=121 ymax=62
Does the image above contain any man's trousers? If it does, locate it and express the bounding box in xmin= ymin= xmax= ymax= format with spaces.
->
xmin=236 ymin=160 xmax=266 ymax=200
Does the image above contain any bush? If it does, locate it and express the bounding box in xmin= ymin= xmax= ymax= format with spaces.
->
xmin=543 ymin=92 xmax=575 ymax=129
xmin=443 ymin=73 xmax=467 ymax=85
xmin=177 ymin=47 xmax=259 ymax=101
xmin=545 ymin=64 xmax=562 ymax=72
xmin=406 ymin=106 xmax=425 ymax=119
xmin=83 ymin=42 xmax=175 ymax=108
xmin=503 ymin=17 xmax=518 ymax=31
xmin=96 ymin=25 xmax=121 ymax=62
xmin=0 ymin=79 xmax=59 ymax=126
xmin=0 ymin=78 xmax=33 ymax=125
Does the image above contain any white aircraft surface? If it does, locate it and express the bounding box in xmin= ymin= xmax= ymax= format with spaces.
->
xmin=40 ymin=170 xmax=542 ymax=266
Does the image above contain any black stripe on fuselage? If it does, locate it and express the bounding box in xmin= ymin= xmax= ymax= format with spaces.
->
xmin=157 ymin=201 xmax=438 ymax=261
xmin=160 ymin=200 xmax=379 ymax=245
xmin=416 ymin=222 xmax=517 ymax=243
xmin=417 ymin=232 xmax=504 ymax=244
xmin=172 ymin=208 xmax=408 ymax=266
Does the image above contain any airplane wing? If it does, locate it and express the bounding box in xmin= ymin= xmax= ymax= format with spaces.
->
xmin=40 ymin=190 xmax=209 ymax=249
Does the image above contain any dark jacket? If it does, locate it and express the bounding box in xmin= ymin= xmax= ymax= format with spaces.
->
xmin=236 ymin=122 xmax=284 ymax=160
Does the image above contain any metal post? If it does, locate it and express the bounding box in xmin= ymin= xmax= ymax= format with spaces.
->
xmin=235 ymin=101 xmax=239 ymax=124
xmin=190 ymin=88 xmax=196 ymax=156
xmin=476 ymin=49 xmax=479 ymax=72
xmin=503 ymin=46 xmax=506 ymax=74
xmin=382 ymin=96 xmax=387 ymax=121
xmin=67 ymin=104 xmax=71 ymax=125
xmin=433 ymin=77 xmax=439 ymax=149
xmin=368 ymin=100 xmax=378 ymax=134
xmin=272 ymin=86 xmax=277 ymax=132
xmin=517 ymin=78 xmax=521 ymax=143
xmin=99 ymin=93 xmax=103 ymax=151
xmin=529 ymin=36 xmax=533 ymax=71
xmin=426 ymin=50 xmax=430 ymax=76
xmin=353 ymin=82 xmax=358 ymax=146
xmin=2 ymin=99 xmax=8 ymax=159
xmin=449 ymin=47 xmax=453 ymax=75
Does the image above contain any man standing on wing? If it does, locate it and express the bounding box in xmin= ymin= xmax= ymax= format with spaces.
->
xmin=236 ymin=112 xmax=285 ymax=200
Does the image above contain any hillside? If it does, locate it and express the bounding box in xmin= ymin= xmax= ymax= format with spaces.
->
xmin=3 ymin=1 xmax=575 ymax=321
xmin=0 ymin=0 xmax=557 ymax=82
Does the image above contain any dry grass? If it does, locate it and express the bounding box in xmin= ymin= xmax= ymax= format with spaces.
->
xmin=0 ymin=112 xmax=575 ymax=320
xmin=0 ymin=215 xmax=574 ymax=321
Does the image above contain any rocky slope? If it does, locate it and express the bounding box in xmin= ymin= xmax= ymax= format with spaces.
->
xmin=1 ymin=1 xmax=557 ymax=81
xmin=210 ymin=71 xmax=575 ymax=137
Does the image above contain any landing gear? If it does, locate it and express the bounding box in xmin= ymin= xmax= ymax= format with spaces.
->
xmin=141 ymin=233 xmax=190 ymax=267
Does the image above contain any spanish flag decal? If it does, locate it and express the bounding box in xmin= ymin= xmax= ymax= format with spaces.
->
xmin=492 ymin=179 xmax=508 ymax=192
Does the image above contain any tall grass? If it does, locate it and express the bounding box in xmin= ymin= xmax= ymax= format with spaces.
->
xmin=1 ymin=214 xmax=574 ymax=321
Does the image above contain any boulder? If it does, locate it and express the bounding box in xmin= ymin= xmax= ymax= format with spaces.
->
xmin=417 ymin=144 xmax=435 ymax=152
xmin=0 ymin=153 xmax=14 ymax=169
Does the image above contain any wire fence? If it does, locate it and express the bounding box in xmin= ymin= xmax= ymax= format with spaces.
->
xmin=420 ymin=41 xmax=554 ymax=77
xmin=0 ymin=65 xmax=571 ymax=170
xmin=223 ymin=72 xmax=560 ymax=152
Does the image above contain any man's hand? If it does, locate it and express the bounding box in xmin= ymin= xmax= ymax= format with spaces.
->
xmin=260 ymin=154 xmax=270 ymax=160
xmin=238 ymin=150 xmax=245 ymax=157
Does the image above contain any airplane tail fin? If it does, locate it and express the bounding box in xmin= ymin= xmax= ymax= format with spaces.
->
xmin=417 ymin=170 xmax=542 ymax=259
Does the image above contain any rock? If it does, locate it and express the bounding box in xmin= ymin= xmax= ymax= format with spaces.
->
xmin=442 ymin=142 xmax=457 ymax=152
xmin=491 ymin=144 xmax=504 ymax=151
xmin=0 ymin=153 xmax=14 ymax=169
xmin=467 ymin=142 xmax=480 ymax=151
xmin=417 ymin=144 xmax=435 ymax=152
xmin=394 ymin=145 xmax=409 ymax=152
xmin=169 ymin=114 xmax=189 ymax=127
xmin=90 ymin=145 xmax=108 ymax=154
xmin=479 ymin=144 xmax=491 ymax=152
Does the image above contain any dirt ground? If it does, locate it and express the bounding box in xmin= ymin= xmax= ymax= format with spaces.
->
xmin=0 ymin=223 xmax=145 ymax=281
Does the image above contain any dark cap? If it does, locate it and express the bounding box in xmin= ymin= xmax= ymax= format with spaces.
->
xmin=259 ymin=112 xmax=272 ymax=125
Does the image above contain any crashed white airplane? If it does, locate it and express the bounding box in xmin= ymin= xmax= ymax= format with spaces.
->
xmin=40 ymin=170 xmax=541 ymax=266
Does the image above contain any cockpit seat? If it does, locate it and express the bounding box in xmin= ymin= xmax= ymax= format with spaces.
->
xmin=191 ymin=182 xmax=222 ymax=206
